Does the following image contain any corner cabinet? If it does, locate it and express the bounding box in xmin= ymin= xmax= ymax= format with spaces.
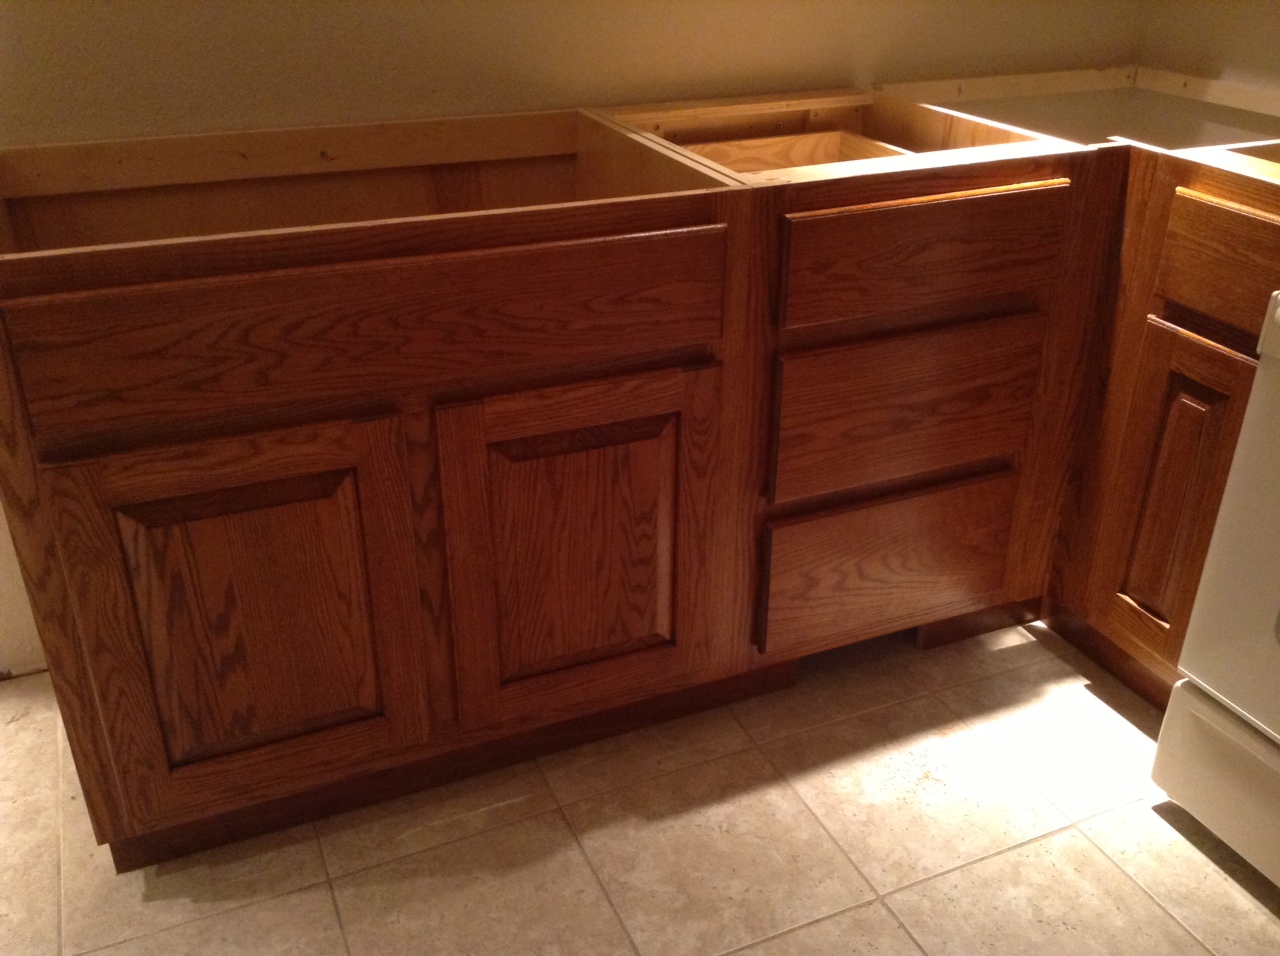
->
xmin=46 ymin=416 xmax=431 ymax=832
xmin=1057 ymin=149 xmax=1280 ymax=696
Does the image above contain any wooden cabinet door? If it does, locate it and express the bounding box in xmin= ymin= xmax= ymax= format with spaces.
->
xmin=48 ymin=416 xmax=430 ymax=834
xmin=1085 ymin=318 xmax=1256 ymax=677
xmin=1064 ymin=153 xmax=1280 ymax=689
xmin=437 ymin=367 xmax=720 ymax=728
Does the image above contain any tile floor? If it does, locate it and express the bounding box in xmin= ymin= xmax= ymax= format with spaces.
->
xmin=4 ymin=624 xmax=1280 ymax=955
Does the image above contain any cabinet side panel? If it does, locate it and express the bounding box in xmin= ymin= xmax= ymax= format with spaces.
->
xmin=0 ymin=317 xmax=128 ymax=840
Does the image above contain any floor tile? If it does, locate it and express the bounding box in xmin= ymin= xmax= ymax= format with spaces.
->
xmin=904 ymin=626 xmax=1057 ymax=690
xmin=565 ymin=748 xmax=873 ymax=956
xmin=333 ymin=810 xmax=633 ymax=956
xmin=763 ymin=694 xmax=1067 ymax=892
xmin=87 ymin=884 xmax=347 ymax=956
xmin=731 ymin=902 xmax=922 ymax=955
xmin=0 ymin=791 xmax=59 ymax=956
xmin=733 ymin=637 xmax=931 ymax=744
xmin=888 ymin=828 xmax=1209 ymax=955
xmin=1081 ymin=800 xmax=1280 ymax=956
xmin=0 ymin=672 xmax=59 ymax=803
xmin=936 ymin=655 xmax=1164 ymax=820
xmin=316 ymin=759 xmax=557 ymax=877
xmin=540 ymin=706 xmax=752 ymax=804
xmin=61 ymin=763 xmax=329 ymax=956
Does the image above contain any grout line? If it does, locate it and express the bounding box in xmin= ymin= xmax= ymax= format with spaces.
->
xmin=325 ymin=879 xmax=355 ymax=956
xmin=878 ymin=896 xmax=931 ymax=956
xmin=755 ymin=741 xmax=882 ymax=902
xmin=716 ymin=898 xmax=897 ymax=956
xmin=557 ymin=805 xmax=644 ymax=956
xmin=1074 ymin=824 xmax=1218 ymax=956
xmin=56 ymin=719 xmax=65 ymax=956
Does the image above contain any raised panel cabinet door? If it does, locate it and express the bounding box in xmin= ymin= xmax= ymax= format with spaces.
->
xmin=1086 ymin=318 xmax=1256 ymax=675
xmin=437 ymin=367 xmax=721 ymax=728
xmin=47 ymin=416 xmax=430 ymax=835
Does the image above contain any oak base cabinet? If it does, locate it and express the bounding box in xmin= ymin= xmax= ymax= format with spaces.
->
xmin=1058 ymin=150 xmax=1280 ymax=695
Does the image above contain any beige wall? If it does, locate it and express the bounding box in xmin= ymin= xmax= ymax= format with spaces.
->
xmin=1136 ymin=0 xmax=1280 ymax=91
xmin=0 ymin=0 xmax=1143 ymax=147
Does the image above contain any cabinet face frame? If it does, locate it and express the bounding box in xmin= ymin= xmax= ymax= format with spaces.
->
xmin=437 ymin=366 xmax=722 ymax=728
xmin=45 ymin=416 xmax=431 ymax=834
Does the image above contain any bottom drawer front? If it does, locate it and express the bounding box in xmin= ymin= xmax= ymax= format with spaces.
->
xmin=762 ymin=474 xmax=1016 ymax=658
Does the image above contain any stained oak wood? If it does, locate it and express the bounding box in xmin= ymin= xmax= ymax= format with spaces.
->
xmin=1054 ymin=152 xmax=1280 ymax=696
xmin=115 ymin=470 xmax=381 ymax=766
xmin=771 ymin=311 xmax=1045 ymax=503
xmin=761 ymin=473 xmax=1017 ymax=659
xmin=1156 ymin=189 xmax=1280 ymax=337
xmin=5 ymin=225 xmax=726 ymax=456
xmin=1083 ymin=318 xmax=1255 ymax=666
xmin=438 ymin=367 xmax=722 ymax=728
xmin=781 ymin=179 xmax=1070 ymax=328
xmin=46 ymin=416 xmax=431 ymax=832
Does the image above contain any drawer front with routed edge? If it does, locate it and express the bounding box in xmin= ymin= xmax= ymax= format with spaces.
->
xmin=760 ymin=472 xmax=1016 ymax=659
xmin=781 ymin=180 xmax=1070 ymax=329
xmin=4 ymin=225 xmax=726 ymax=458
xmin=771 ymin=311 xmax=1045 ymax=504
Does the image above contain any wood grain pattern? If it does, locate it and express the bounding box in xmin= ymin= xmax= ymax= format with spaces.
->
xmin=1156 ymin=188 xmax=1280 ymax=337
xmin=5 ymin=225 xmax=726 ymax=456
xmin=0 ymin=111 xmax=582 ymax=198
xmin=761 ymin=473 xmax=1017 ymax=659
xmin=860 ymin=97 xmax=1038 ymax=153
xmin=0 ymin=190 xmax=725 ymax=300
xmin=0 ymin=317 xmax=129 ymax=841
xmin=8 ymin=157 xmax=580 ymax=250
xmin=438 ymin=366 xmax=722 ymax=728
xmin=1003 ymin=145 xmax=1131 ymax=601
xmin=116 ymin=470 xmax=380 ymax=766
xmin=489 ymin=416 xmax=676 ymax=681
xmin=781 ymin=180 xmax=1070 ymax=329
xmin=46 ymin=416 xmax=432 ymax=832
xmin=1085 ymin=318 xmax=1255 ymax=663
xmin=772 ymin=311 xmax=1045 ymax=503
xmin=686 ymin=131 xmax=905 ymax=173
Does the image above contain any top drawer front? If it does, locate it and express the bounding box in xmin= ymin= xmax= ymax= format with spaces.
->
xmin=1156 ymin=189 xmax=1280 ymax=338
xmin=781 ymin=180 xmax=1070 ymax=329
xmin=4 ymin=225 xmax=726 ymax=457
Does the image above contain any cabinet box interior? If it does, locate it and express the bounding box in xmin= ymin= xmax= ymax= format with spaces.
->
xmin=0 ymin=110 xmax=729 ymax=252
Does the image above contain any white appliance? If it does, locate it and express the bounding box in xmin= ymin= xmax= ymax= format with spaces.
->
xmin=1152 ymin=290 xmax=1280 ymax=887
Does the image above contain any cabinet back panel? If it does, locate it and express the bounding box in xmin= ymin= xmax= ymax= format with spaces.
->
xmin=781 ymin=180 xmax=1069 ymax=329
xmin=772 ymin=311 xmax=1045 ymax=503
xmin=7 ymin=157 xmax=580 ymax=250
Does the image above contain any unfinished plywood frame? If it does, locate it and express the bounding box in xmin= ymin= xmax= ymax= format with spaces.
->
xmin=606 ymin=90 xmax=1068 ymax=185
xmin=0 ymin=111 xmax=730 ymax=251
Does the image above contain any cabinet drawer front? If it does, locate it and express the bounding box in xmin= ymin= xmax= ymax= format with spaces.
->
xmin=761 ymin=473 xmax=1016 ymax=658
xmin=772 ymin=312 xmax=1045 ymax=503
xmin=781 ymin=180 xmax=1069 ymax=329
xmin=4 ymin=225 xmax=726 ymax=457
xmin=1156 ymin=189 xmax=1280 ymax=338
